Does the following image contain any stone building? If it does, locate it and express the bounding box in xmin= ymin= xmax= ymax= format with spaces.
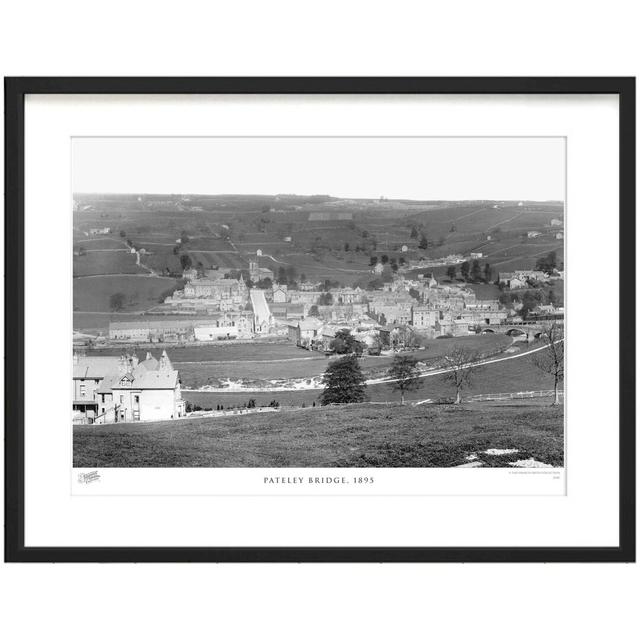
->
xmin=73 ymin=351 xmax=185 ymax=424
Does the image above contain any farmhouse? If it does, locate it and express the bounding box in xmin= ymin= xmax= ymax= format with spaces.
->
xmin=470 ymin=252 xmax=483 ymax=259
xmin=89 ymin=227 xmax=110 ymax=235
xmin=550 ymin=218 xmax=563 ymax=226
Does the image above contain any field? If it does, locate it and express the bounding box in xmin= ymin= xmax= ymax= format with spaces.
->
xmin=73 ymin=250 xmax=144 ymax=277
xmin=182 ymin=343 xmax=557 ymax=409
xmin=74 ymin=275 xmax=177 ymax=313
xmin=180 ymin=334 xmax=511 ymax=388
xmin=73 ymin=401 xmax=564 ymax=468
xmin=79 ymin=334 xmax=512 ymax=388
xmin=73 ymin=195 xmax=565 ymax=291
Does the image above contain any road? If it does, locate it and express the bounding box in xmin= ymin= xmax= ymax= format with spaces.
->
xmin=368 ymin=339 xmax=562 ymax=387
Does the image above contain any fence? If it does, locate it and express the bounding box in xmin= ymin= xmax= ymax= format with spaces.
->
xmin=464 ymin=389 xmax=565 ymax=402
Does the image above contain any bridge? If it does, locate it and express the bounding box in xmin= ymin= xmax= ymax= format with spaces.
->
xmin=476 ymin=318 xmax=564 ymax=341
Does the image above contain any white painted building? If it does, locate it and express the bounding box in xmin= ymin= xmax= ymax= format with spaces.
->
xmin=74 ymin=352 xmax=185 ymax=424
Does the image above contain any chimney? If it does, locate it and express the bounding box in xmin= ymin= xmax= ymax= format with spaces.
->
xmin=159 ymin=349 xmax=172 ymax=371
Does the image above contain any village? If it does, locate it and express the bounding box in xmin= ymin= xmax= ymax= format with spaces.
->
xmin=73 ymin=251 xmax=564 ymax=425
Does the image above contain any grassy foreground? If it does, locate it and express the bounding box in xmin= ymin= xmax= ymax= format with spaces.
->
xmin=73 ymin=401 xmax=564 ymax=468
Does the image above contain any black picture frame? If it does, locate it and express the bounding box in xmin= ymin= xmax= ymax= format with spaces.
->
xmin=4 ymin=77 xmax=636 ymax=563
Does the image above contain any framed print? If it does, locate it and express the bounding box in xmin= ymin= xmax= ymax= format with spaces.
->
xmin=4 ymin=77 xmax=635 ymax=562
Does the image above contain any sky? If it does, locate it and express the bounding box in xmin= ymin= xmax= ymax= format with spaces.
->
xmin=72 ymin=137 xmax=565 ymax=202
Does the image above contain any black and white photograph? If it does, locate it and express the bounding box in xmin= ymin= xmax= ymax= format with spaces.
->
xmin=72 ymin=136 xmax=565 ymax=472
xmin=6 ymin=76 xmax=632 ymax=563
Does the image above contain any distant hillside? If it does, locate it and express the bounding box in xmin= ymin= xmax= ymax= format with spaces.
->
xmin=73 ymin=193 xmax=564 ymax=304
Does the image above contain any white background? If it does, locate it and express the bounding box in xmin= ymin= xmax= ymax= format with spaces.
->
xmin=1 ymin=2 xmax=638 ymax=640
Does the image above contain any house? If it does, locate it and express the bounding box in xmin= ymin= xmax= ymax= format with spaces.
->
xmin=94 ymin=351 xmax=185 ymax=423
xmin=184 ymin=276 xmax=247 ymax=302
xmin=73 ymin=351 xmax=185 ymax=424
xmin=109 ymin=319 xmax=200 ymax=343
xmin=89 ymin=227 xmax=110 ymax=235
xmin=298 ymin=281 xmax=321 ymax=292
xmin=373 ymin=262 xmax=384 ymax=275
xmin=514 ymin=270 xmax=548 ymax=282
xmin=289 ymin=290 xmax=322 ymax=305
xmin=272 ymin=283 xmax=288 ymax=304
xmin=73 ymin=355 xmax=121 ymax=424
xmin=498 ymin=272 xmax=527 ymax=289
xmin=436 ymin=317 xmax=470 ymax=337
xmin=183 ymin=267 xmax=198 ymax=281
xmin=411 ymin=306 xmax=438 ymax=330
xmin=550 ymin=218 xmax=563 ymax=226
xmin=333 ymin=287 xmax=365 ymax=304
xmin=288 ymin=317 xmax=324 ymax=348
xmin=249 ymin=261 xmax=274 ymax=282
xmin=527 ymin=231 xmax=542 ymax=238
xmin=470 ymin=252 xmax=483 ymax=259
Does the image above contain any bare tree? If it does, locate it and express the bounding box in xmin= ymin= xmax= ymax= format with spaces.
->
xmin=440 ymin=346 xmax=480 ymax=404
xmin=533 ymin=322 xmax=564 ymax=405
xmin=388 ymin=354 xmax=423 ymax=404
